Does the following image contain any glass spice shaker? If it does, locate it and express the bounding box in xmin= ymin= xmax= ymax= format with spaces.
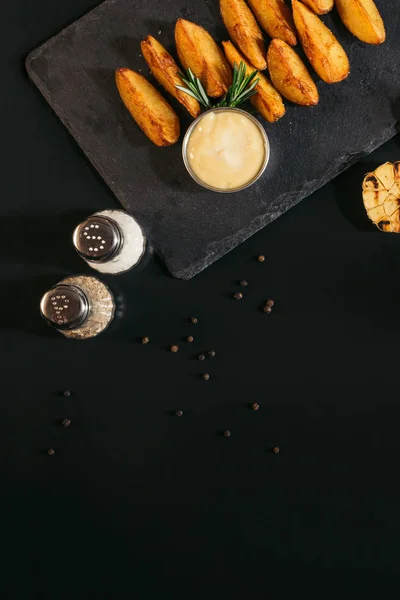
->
xmin=72 ymin=209 xmax=146 ymax=275
xmin=40 ymin=275 xmax=115 ymax=339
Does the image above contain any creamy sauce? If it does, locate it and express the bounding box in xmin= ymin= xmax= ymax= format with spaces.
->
xmin=187 ymin=110 xmax=266 ymax=190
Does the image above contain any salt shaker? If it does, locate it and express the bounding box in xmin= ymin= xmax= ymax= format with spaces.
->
xmin=40 ymin=275 xmax=115 ymax=339
xmin=72 ymin=209 xmax=146 ymax=275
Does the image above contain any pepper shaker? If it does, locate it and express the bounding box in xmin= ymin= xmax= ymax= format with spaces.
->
xmin=73 ymin=209 xmax=146 ymax=275
xmin=40 ymin=275 xmax=115 ymax=339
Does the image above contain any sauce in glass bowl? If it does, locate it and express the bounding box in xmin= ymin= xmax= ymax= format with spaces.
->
xmin=183 ymin=108 xmax=269 ymax=193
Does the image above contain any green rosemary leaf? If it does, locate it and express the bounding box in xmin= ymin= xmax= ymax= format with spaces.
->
xmin=176 ymin=69 xmax=212 ymax=108
xmin=176 ymin=62 xmax=259 ymax=111
xmin=175 ymin=85 xmax=205 ymax=102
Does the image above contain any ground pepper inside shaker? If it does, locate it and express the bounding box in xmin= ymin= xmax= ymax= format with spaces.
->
xmin=73 ymin=209 xmax=146 ymax=275
xmin=40 ymin=275 xmax=115 ymax=339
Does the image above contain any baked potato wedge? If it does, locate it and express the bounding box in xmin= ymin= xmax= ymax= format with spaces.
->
xmin=174 ymin=19 xmax=232 ymax=97
xmin=220 ymin=0 xmax=267 ymax=70
xmin=335 ymin=0 xmax=385 ymax=45
xmin=300 ymin=0 xmax=333 ymax=15
xmin=247 ymin=0 xmax=297 ymax=47
xmin=222 ymin=40 xmax=285 ymax=122
xmin=115 ymin=68 xmax=180 ymax=147
xmin=141 ymin=36 xmax=201 ymax=118
xmin=292 ymin=0 xmax=350 ymax=84
xmin=267 ymin=39 xmax=319 ymax=106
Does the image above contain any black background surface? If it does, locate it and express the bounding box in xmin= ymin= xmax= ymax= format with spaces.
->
xmin=2 ymin=1 xmax=400 ymax=597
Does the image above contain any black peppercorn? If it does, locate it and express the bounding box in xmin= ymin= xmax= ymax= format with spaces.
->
xmin=141 ymin=336 xmax=149 ymax=344
xmin=47 ymin=448 xmax=55 ymax=456
xmin=190 ymin=317 xmax=198 ymax=324
xmin=198 ymin=353 xmax=206 ymax=361
xmin=186 ymin=336 xmax=194 ymax=343
xmin=251 ymin=403 xmax=260 ymax=411
xmin=202 ymin=373 xmax=210 ymax=381
xmin=257 ymin=255 xmax=265 ymax=262
xmin=61 ymin=418 xmax=71 ymax=428
xmin=63 ymin=390 xmax=71 ymax=397
xmin=263 ymin=306 xmax=272 ymax=314
xmin=266 ymin=299 xmax=275 ymax=307
xmin=234 ymin=292 xmax=243 ymax=300
xmin=223 ymin=430 xmax=231 ymax=438
xmin=170 ymin=345 xmax=179 ymax=353
xmin=239 ymin=280 xmax=248 ymax=287
xmin=272 ymin=446 xmax=280 ymax=454
xmin=174 ymin=410 xmax=184 ymax=417
xmin=208 ymin=350 xmax=216 ymax=357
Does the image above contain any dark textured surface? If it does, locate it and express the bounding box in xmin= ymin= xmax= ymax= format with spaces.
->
xmin=26 ymin=0 xmax=399 ymax=279
xmin=4 ymin=0 xmax=400 ymax=595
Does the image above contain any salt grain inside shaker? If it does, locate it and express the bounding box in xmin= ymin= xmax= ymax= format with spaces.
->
xmin=72 ymin=209 xmax=146 ymax=275
xmin=40 ymin=275 xmax=115 ymax=339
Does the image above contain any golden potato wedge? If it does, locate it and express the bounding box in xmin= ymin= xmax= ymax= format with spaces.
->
xmin=174 ymin=19 xmax=232 ymax=97
xmin=247 ymin=0 xmax=297 ymax=47
xmin=292 ymin=0 xmax=350 ymax=84
xmin=222 ymin=40 xmax=285 ymax=122
xmin=267 ymin=39 xmax=319 ymax=106
xmin=335 ymin=0 xmax=385 ymax=45
xmin=220 ymin=0 xmax=267 ymax=70
xmin=300 ymin=0 xmax=333 ymax=15
xmin=115 ymin=69 xmax=180 ymax=147
xmin=141 ymin=36 xmax=201 ymax=118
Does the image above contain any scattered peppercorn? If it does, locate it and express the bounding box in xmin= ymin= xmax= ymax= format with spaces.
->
xmin=198 ymin=353 xmax=206 ymax=361
xmin=263 ymin=306 xmax=272 ymax=314
xmin=257 ymin=255 xmax=265 ymax=262
xmin=170 ymin=345 xmax=179 ymax=353
xmin=223 ymin=430 xmax=232 ymax=438
xmin=251 ymin=403 xmax=260 ymax=411
xmin=272 ymin=446 xmax=280 ymax=454
xmin=266 ymin=299 xmax=275 ymax=307
xmin=234 ymin=292 xmax=243 ymax=300
xmin=202 ymin=373 xmax=210 ymax=381
xmin=208 ymin=350 xmax=216 ymax=357
xmin=239 ymin=280 xmax=248 ymax=287
xmin=174 ymin=410 xmax=184 ymax=417
xmin=47 ymin=448 xmax=55 ymax=456
xmin=63 ymin=390 xmax=71 ymax=397
xmin=61 ymin=418 xmax=71 ymax=428
xmin=141 ymin=336 xmax=149 ymax=344
xmin=186 ymin=336 xmax=194 ymax=343
xmin=190 ymin=317 xmax=198 ymax=324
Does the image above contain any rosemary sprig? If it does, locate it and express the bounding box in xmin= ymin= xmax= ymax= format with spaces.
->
xmin=176 ymin=61 xmax=259 ymax=110
xmin=217 ymin=62 xmax=259 ymax=108
xmin=176 ymin=69 xmax=212 ymax=109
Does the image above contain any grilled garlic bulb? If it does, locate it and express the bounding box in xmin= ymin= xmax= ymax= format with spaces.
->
xmin=362 ymin=161 xmax=400 ymax=233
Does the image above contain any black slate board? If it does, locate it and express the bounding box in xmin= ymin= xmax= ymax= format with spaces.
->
xmin=26 ymin=0 xmax=400 ymax=279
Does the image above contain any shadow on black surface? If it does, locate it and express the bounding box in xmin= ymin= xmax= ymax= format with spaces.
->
xmin=3 ymin=274 xmax=65 ymax=337
xmin=0 ymin=212 xmax=90 ymax=269
xmin=333 ymin=161 xmax=383 ymax=231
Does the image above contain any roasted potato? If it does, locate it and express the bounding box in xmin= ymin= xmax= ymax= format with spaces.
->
xmin=247 ymin=0 xmax=297 ymax=47
xmin=267 ymin=39 xmax=319 ymax=106
xmin=175 ymin=19 xmax=232 ymax=97
xmin=115 ymin=69 xmax=180 ymax=147
xmin=141 ymin=36 xmax=201 ymax=118
xmin=220 ymin=0 xmax=267 ymax=70
xmin=335 ymin=0 xmax=385 ymax=45
xmin=222 ymin=40 xmax=285 ymax=122
xmin=300 ymin=0 xmax=333 ymax=14
xmin=292 ymin=0 xmax=350 ymax=84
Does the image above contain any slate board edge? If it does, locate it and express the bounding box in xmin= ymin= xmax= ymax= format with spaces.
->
xmin=25 ymin=1 xmax=399 ymax=280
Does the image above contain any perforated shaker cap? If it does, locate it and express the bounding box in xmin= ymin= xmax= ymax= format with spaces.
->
xmin=73 ymin=215 xmax=122 ymax=263
xmin=40 ymin=284 xmax=89 ymax=330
